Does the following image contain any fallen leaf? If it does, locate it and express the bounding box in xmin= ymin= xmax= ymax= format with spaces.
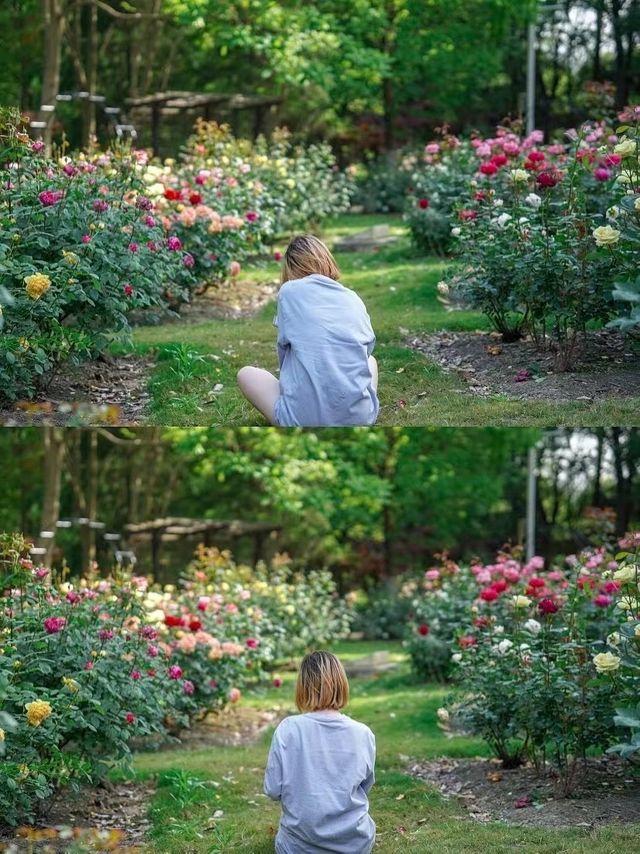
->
xmin=486 ymin=771 xmax=503 ymax=783
xmin=395 ymin=793 xmax=406 ymax=800
xmin=395 ymin=367 xmax=406 ymax=373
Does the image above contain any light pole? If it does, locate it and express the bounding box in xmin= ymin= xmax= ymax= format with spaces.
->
xmin=525 ymin=3 xmax=566 ymax=136
xmin=526 ymin=443 xmax=538 ymax=561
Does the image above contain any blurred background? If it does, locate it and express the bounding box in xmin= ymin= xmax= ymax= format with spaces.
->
xmin=2 ymin=1 xmax=638 ymax=158
xmin=1 ymin=426 xmax=638 ymax=582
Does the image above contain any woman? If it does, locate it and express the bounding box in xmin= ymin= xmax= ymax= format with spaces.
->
xmin=264 ymin=650 xmax=376 ymax=853
xmin=237 ymin=235 xmax=379 ymax=426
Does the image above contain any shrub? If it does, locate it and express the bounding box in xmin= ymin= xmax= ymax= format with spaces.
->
xmin=351 ymin=579 xmax=416 ymax=641
xmin=603 ymin=107 xmax=640 ymax=335
xmin=350 ymin=154 xmax=415 ymax=213
xmin=437 ymin=542 xmax=633 ymax=792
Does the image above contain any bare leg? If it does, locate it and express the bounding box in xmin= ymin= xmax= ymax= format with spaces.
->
xmin=368 ymin=355 xmax=379 ymax=392
xmin=237 ymin=366 xmax=281 ymax=424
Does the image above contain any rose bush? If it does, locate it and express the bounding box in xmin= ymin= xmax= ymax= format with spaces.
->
xmin=418 ymin=539 xmax=639 ymax=792
xmin=603 ymin=107 xmax=640 ymax=334
xmin=408 ymin=111 xmax=639 ymax=367
xmin=0 ymin=533 xmax=352 ymax=826
xmin=0 ymin=110 xmax=353 ymax=402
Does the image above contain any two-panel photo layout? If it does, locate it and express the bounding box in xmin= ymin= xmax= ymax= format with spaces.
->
xmin=1 ymin=2 xmax=639 ymax=853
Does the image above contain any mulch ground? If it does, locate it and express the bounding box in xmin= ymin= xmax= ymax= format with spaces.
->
xmin=0 ymin=779 xmax=153 ymax=852
xmin=0 ymin=705 xmax=287 ymax=853
xmin=0 ymin=278 xmax=276 ymax=426
xmin=410 ymin=755 xmax=640 ymax=828
xmin=409 ymin=329 xmax=640 ymax=401
xmin=0 ymin=354 xmax=152 ymax=427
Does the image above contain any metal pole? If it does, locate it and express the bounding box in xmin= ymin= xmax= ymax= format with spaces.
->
xmin=526 ymin=20 xmax=536 ymax=135
xmin=526 ymin=445 xmax=537 ymax=561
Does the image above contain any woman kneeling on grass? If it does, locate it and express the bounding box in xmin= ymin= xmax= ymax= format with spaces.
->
xmin=237 ymin=235 xmax=379 ymax=427
xmin=264 ymin=650 xmax=376 ymax=854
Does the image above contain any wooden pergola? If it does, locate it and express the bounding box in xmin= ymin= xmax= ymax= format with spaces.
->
xmin=124 ymin=517 xmax=282 ymax=578
xmin=125 ymin=91 xmax=283 ymax=155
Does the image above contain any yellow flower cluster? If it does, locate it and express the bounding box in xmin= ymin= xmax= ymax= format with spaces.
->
xmin=24 ymin=273 xmax=52 ymax=300
xmin=62 ymin=676 xmax=80 ymax=693
xmin=25 ymin=699 xmax=53 ymax=727
xmin=62 ymin=250 xmax=80 ymax=266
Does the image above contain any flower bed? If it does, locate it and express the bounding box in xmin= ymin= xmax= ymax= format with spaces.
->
xmin=0 ymin=533 xmax=351 ymax=826
xmin=0 ymin=109 xmax=352 ymax=402
xmin=406 ymin=109 xmax=640 ymax=368
xmin=402 ymin=535 xmax=639 ymax=793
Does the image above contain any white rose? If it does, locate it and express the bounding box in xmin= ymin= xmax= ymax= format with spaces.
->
xmin=495 ymin=213 xmax=512 ymax=229
xmin=494 ymin=625 xmax=505 ymax=635
xmin=451 ymin=227 xmax=462 ymax=237
xmin=525 ymin=193 xmax=542 ymax=209
xmin=510 ymin=169 xmax=529 ymax=183
xmin=437 ymin=708 xmax=450 ymax=723
xmin=606 ymin=205 xmax=620 ymax=219
xmin=493 ymin=198 xmax=504 ymax=207
xmin=451 ymin=653 xmax=462 ymax=663
xmin=614 ymin=138 xmax=636 ymax=158
xmin=523 ymin=618 xmax=541 ymax=635
xmin=496 ymin=639 xmax=514 ymax=655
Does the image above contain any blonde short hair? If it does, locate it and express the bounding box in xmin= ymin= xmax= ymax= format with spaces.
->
xmin=295 ymin=650 xmax=349 ymax=712
xmin=282 ymin=234 xmax=341 ymax=284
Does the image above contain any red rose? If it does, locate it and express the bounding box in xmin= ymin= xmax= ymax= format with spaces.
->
xmin=538 ymin=598 xmax=559 ymax=615
xmin=537 ymin=170 xmax=561 ymax=189
xmin=417 ymin=624 xmax=430 ymax=636
xmin=491 ymin=580 xmax=508 ymax=593
xmin=164 ymin=188 xmax=182 ymax=201
xmin=418 ymin=198 xmax=430 ymax=209
xmin=491 ymin=153 xmax=508 ymax=167
xmin=474 ymin=616 xmax=490 ymax=628
xmin=123 ymin=284 xmax=134 ymax=297
xmin=458 ymin=635 xmax=477 ymax=648
xmin=164 ymin=614 xmax=184 ymax=627
xmin=528 ymin=150 xmax=545 ymax=163
xmin=189 ymin=192 xmax=203 ymax=205
xmin=474 ymin=190 xmax=488 ymax=201
xmin=479 ymin=162 xmax=498 ymax=176
xmin=528 ymin=577 xmax=545 ymax=588
xmin=273 ymin=678 xmax=282 ymax=688
xmin=480 ymin=588 xmax=498 ymax=602
xmin=459 ymin=209 xmax=478 ymax=221
xmin=189 ymin=618 xmax=202 ymax=632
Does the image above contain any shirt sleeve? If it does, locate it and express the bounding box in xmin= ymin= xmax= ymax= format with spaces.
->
xmin=263 ymin=727 xmax=284 ymax=801
xmin=361 ymin=731 xmax=376 ymax=794
xmin=274 ymin=291 xmax=291 ymax=369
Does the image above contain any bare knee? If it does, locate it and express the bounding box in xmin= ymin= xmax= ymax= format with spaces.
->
xmin=237 ymin=366 xmax=255 ymax=390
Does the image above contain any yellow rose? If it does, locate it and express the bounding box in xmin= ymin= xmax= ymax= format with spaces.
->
xmin=285 ymin=605 xmax=295 ymax=616
xmin=510 ymin=169 xmax=529 ymax=183
xmin=512 ymin=595 xmax=531 ymax=608
xmin=286 ymin=178 xmax=295 ymax=189
xmin=62 ymin=676 xmax=80 ymax=693
xmin=0 ymin=728 xmax=5 ymax=741
xmin=18 ymin=764 xmax=29 ymax=780
xmin=614 ymin=564 xmax=637 ymax=584
xmin=593 ymin=225 xmax=621 ymax=247
xmin=18 ymin=337 xmax=30 ymax=351
xmin=25 ymin=699 xmax=53 ymax=727
xmin=635 ymin=197 xmax=640 ymax=212
xmin=24 ymin=273 xmax=51 ymax=300
xmin=614 ymin=138 xmax=636 ymax=158
xmin=62 ymin=250 xmax=79 ymax=266
xmin=592 ymin=651 xmax=621 ymax=673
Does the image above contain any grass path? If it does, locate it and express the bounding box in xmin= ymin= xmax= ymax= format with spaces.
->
xmin=132 ymin=641 xmax=639 ymax=853
xmin=132 ymin=214 xmax=640 ymax=427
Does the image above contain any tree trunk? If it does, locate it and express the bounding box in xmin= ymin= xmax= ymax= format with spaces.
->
xmin=593 ymin=0 xmax=604 ymax=80
xmin=592 ymin=428 xmax=604 ymax=505
xmin=40 ymin=428 xmax=65 ymax=567
xmin=39 ymin=0 xmax=65 ymax=153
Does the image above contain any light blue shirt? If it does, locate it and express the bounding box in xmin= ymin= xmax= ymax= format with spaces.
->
xmin=264 ymin=711 xmax=376 ymax=854
xmin=273 ymin=275 xmax=379 ymax=427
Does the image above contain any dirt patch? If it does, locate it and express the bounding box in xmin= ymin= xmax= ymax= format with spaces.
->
xmin=147 ymin=704 xmax=289 ymax=752
xmin=409 ymin=329 xmax=640 ymax=401
xmin=410 ymin=755 xmax=640 ymax=828
xmin=0 ymin=779 xmax=153 ymax=852
xmin=135 ymin=277 xmax=278 ymax=325
xmin=0 ymin=354 xmax=152 ymax=426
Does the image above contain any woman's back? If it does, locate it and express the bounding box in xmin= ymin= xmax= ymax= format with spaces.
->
xmin=264 ymin=711 xmax=376 ymax=854
xmin=275 ymin=274 xmax=379 ymax=427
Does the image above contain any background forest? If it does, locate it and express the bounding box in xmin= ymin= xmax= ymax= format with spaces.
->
xmin=1 ymin=1 xmax=639 ymax=156
xmin=1 ymin=427 xmax=638 ymax=581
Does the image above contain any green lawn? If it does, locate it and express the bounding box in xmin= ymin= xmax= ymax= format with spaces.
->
xmin=132 ymin=641 xmax=639 ymax=853
xmin=132 ymin=214 xmax=640 ymax=427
